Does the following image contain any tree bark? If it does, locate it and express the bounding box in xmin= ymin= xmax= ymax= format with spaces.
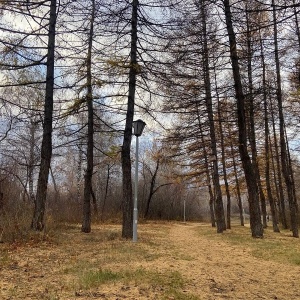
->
xmin=265 ymin=97 xmax=280 ymax=232
xmin=213 ymin=63 xmax=231 ymax=229
xmin=217 ymin=100 xmax=231 ymax=230
xmin=201 ymin=0 xmax=225 ymax=232
xmin=31 ymin=0 xmax=56 ymax=231
xmin=259 ymin=28 xmax=280 ymax=232
xmin=230 ymin=135 xmax=244 ymax=226
xmin=144 ymin=158 xmax=160 ymax=219
xmin=272 ymin=0 xmax=298 ymax=237
xmin=121 ymin=0 xmax=138 ymax=238
xmin=101 ymin=164 xmax=111 ymax=221
xmin=270 ymin=99 xmax=287 ymax=228
xmin=202 ymin=131 xmax=215 ymax=228
xmin=223 ymin=0 xmax=263 ymax=237
xmin=245 ymin=8 xmax=267 ymax=228
xmin=293 ymin=0 xmax=300 ymax=50
xmin=81 ymin=0 xmax=95 ymax=233
xmin=28 ymin=120 xmax=37 ymax=204
xmin=77 ymin=144 xmax=83 ymax=203
xmin=198 ymin=109 xmax=215 ymax=227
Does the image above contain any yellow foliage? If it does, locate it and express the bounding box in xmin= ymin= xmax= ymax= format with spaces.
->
xmin=106 ymin=145 xmax=121 ymax=159
xmin=104 ymin=57 xmax=142 ymax=74
xmin=62 ymin=97 xmax=85 ymax=118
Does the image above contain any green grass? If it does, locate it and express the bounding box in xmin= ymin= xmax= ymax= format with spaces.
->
xmin=198 ymin=224 xmax=300 ymax=266
xmin=76 ymin=267 xmax=199 ymax=299
xmin=78 ymin=268 xmax=185 ymax=289
xmin=79 ymin=269 xmax=123 ymax=289
xmin=63 ymin=237 xmax=161 ymax=275
xmin=63 ymin=224 xmax=198 ymax=298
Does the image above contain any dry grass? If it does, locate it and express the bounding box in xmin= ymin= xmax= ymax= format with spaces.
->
xmin=199 ymin=223 xmax=300 ymax=266
xmin=0 ymin=222 xmax=300 ymax=299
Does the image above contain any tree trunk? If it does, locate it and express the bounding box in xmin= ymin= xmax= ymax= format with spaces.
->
xmin=245 ymin=8 xmax=267 ymax=228
xmin=201 ymin=1 xmax=225 ymax=232
xmin=225 ymin=104 xmax=244 ymax=227
xmin=198 ymin=109 xmax=215 ymax=227
xmin=28 ymin=120 xmax=37 ymax=204
xmin=50 ymin=166 xmax=59 ymax=201
xmin=218 ymin=107 xmax=231 ymax=230
xmin=204 ymin=140 xmax=216 ymax=228
xmin=31 ymin=0 xmax=56 ymax=231
xmin=270 ymin=135 xmax=281 ymax=219
xmin=265 ymin=99 xmax=280 ymax=233
xmin=223 ymin=0 xmax=263 ymax=237
xmin=121 ymin=0 xmax=138 ymax=238
xmin=293 ymin=0 xmax=300 ymax=51
xmin=81 ymin=0 xmax=95 ymax=233
xmin=272 ymin=0 xmax=298 ymax=237
xmin=230 ymin=137 xmax=244 ymax=226
xmin=270 ymin=99 xmax=287 ymax=228
xmin=216 ymin=86 xmax=231 ymax=229
xmin=285 ymin=126 xmax=298 ymax=213
xmin=101 ymin=164 xmax=111 ymax=221
xmin=144 ymin=159 xmax=160 ymax=219
xmin=259 ymin=28 xmax=280 ymax=232
xmin=77 ymin=144 xmax=83 ymax=203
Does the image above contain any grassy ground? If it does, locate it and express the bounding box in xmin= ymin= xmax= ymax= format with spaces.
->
xmin=0 ymin=221 xmax=300 ymax=299
xmin=199 ymin=223 xmax=300 ymax=266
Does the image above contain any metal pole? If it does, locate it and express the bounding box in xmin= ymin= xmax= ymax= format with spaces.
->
xmin=133 ymin=135 xmax=139 ymax=242
xmin=183 ymin=199 xmax=186 ymax=223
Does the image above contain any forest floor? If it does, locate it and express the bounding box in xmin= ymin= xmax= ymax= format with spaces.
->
xmin=0 ymin=221 xmax=300 ymax=300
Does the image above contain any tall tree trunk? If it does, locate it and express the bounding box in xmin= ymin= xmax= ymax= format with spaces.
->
xmin=31 ymin=0 xmax=56 ymax=231
xmin=201 ymin=0 xmax=225 ymax=232
xmin=259 ymin=28 xmax=280 ymax=232
xmin=81 ymin=0 xmax=95 ymax=233
xmin=198 ymin=108 xmax=215 ymax=227
xmin=265 ymin=98 xmax=280 ymax=232
xmin=245 ymin=8 xmax=267 ymax=228
xmin=293 ymin=0 xmax=300 ymax=51
xmin=215 ymin=72 xmax=231 ymax=229
xmin=272 ymin=0 xmax=298 ymax=237
xmin=223 ymin=0 xmax=263 ymax=237
xmin=217 ymin=100 xmax=231 ymax=230
xmin=121 ymin=0 xmax=138 ymax=238
xmin=28 ymin=120 xmax=37 ymax=204
xmin=101 ymin=164 xmax=111 ymax=221
xmin=270 ymin=99 xmax=287 ymax=228
xmin=285 ymin=126 xmax=298 ymax=213
xmin=144 ymin=159 xmax=160 ymax=219
xmin=50 ymin=166 xmax=59 ymax=201
xmin=77 ymin=144 xmax=83 ymax=203
xmin=230 ymin=135 xmax=244 ymax=226
xmin=225 ymin=101 xmax=244 ymax=227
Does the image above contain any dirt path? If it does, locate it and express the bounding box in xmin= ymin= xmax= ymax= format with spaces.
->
xmin=0 ymin=222 xmax=300 ymax=299
xmin=167 ymin=223 xmax=300 ymax=300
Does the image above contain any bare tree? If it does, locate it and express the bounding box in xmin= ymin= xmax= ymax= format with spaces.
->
xmin=272 ymin=0 xmax=298 ymax=237
xmin=81 ymin=0 xmax=96 ymax=233
xmin=223 ymin=0 xmax=263 ymax=238
xmin=121 ymin=0 xmax=139 ymax=238
xmin=32 ymin=0 xmax=57 ymax=230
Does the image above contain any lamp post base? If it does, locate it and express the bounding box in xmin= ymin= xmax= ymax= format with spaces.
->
xmin=133 ymin=208 xmax=138 ymax=242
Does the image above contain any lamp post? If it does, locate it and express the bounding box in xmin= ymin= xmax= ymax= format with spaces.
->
xmin=183 ymin=199 xmax=186 ymax=223
xmin=132 ymin=119 xmax=146 ymax=242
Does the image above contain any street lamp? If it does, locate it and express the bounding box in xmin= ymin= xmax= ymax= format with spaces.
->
xmin=132 ymin=119 xmax=146 ymax=242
